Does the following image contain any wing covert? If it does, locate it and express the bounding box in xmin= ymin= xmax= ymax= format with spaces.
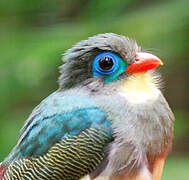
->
xmin=4 ymin=93 xmax=112 ymax=165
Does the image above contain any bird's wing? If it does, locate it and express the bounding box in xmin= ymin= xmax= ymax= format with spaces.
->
xmin=4 ymin=92 xmax=113 ymax=164
xmin=4 ymin=126 xmax=112 ymax=180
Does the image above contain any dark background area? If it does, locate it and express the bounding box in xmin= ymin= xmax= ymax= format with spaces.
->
xmin=0 ymin=0 xmax=188 ymax=179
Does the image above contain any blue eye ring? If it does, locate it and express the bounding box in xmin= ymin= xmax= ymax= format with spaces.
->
xmin=93 ymin=52 xmax=120 ymax=76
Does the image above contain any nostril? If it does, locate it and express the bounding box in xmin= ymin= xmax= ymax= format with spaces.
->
xmin=135 ymin=58 xmax=140 ymax=62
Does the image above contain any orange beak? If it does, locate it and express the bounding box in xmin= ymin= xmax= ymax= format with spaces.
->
xmin=125 ymin=52 xmax=163 ymax=75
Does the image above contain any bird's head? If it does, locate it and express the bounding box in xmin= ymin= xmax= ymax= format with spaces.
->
xmin=59 ymin=33 xmax=163 ymax=91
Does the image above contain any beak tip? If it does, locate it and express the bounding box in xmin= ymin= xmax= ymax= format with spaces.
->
xmin=159 ymin=61 xmax=164 ymax=66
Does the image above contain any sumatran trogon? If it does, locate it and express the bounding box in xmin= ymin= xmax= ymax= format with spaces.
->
xmin=0 ymin=33 xmax=174 ymax=180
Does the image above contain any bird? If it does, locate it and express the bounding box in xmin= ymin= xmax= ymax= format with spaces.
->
xmin=0 ymin=33 xmax=174 ymax=180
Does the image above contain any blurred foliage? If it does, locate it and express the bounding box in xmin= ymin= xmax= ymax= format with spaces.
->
xmin=162 ymin=157 xmax=189 ymax=179
xmin=0 ymin=0 xmax=188 ymax=175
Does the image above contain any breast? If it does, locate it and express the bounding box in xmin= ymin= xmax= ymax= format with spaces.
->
xmin=117 ymin=165 xmax=152 ymax=180
xmin=90 ymin=164 xmax=153 ymax=180
xmin=93 ymin=73 xmax=173 ymax=179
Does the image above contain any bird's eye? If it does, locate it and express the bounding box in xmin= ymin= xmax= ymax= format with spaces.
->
xmin=99 ymin=56 xmax=114 ymax=70
xmin=93 ymin=52 xmax=120 ymax=77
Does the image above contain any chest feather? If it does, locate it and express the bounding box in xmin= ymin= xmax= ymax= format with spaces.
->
xmin=119 ymin=73 xmax=160 ymax=104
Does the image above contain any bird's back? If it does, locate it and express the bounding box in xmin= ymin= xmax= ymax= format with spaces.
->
xmin=1 ymin=89 xmax=113 ymax=180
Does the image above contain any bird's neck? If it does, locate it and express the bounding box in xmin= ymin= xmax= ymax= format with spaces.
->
xmin=118 ymin=72 xmax=160 ymax=104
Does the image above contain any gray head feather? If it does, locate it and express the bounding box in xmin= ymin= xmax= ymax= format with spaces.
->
xmin=58 ymin=33 xmax=141 ymax=89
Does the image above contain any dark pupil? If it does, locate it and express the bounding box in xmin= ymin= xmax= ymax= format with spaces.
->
xmin=99 ymin=56 xmax=113 ymax=70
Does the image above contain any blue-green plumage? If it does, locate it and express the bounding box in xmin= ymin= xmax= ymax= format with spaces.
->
xmin=3 ymin=91 xmax=113 ymax=179
xmin=20 ymin=106 xmax=111 ymax=157
xmin=4 ymin=128 xmax=112 ymax=180
xmin=6 ymin=94 xmax=112 ymax=161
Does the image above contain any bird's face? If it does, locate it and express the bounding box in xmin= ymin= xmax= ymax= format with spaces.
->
xmin=59 ymin=33 xmax=163 ymax=89
xmin=92 ymin=51 xmax=163 ymax=83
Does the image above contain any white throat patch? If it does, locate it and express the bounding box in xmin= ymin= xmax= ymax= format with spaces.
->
xmin=119 ymin=73 xmax=160 ymax=104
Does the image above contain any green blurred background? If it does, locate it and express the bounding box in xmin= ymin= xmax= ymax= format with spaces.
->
xmin=0 ymin=0 xmax=188 ymax=179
